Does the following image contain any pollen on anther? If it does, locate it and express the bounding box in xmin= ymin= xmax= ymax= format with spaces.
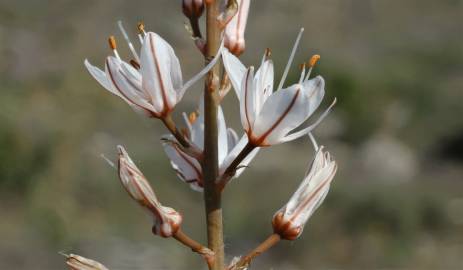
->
xmin=137 ymin=22 xmax=145 ymax=34
xmin=108 ymin=36 xmax=117 ymax=50
xmin=299 ymin=63 xmax=306 ymax=70
xmin=308 ymin=54 xmax=321 ymax=67
xmin=188 ymin=112 xmax=198 ymax=124
xmin=264 ymin=48 xmax=272 ymax=58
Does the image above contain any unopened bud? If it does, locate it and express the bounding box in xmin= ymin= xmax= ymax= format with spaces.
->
xmin=183 ymin=0 xmax=204 ymax=18
xmin=117 ymin=145 xmax=182 ymax=237
xmin=64 ymin=254 xmax=109 ymax=270
xmin=272 ymin=144 xmax=337 ymax=240
xmin=224 ymin=0 xmax=250 ymax=56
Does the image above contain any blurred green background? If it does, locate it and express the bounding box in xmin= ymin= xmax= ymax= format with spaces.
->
xmin=1 ymin=0 xmax=462 ymax=269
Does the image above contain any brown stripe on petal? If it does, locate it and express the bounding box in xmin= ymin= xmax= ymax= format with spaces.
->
xmin=243 ymin=68 xmax=253 ymax=135
xmin=172 ymin=144 xmax=203 ymax=186
xmin=118 ymin=158 xmax=163 ymax=221
xmin=149 ymin=34 xmax=171 ymax=116
xmin=105 ymin=59 xmax=157 ymax=117
xmin=251 ymin=88 xmax=301 ymax=146
xmin=289 ymin=163 xmax=337 ymax=223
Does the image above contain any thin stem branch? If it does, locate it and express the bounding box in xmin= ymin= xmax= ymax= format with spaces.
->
xmin=189 ymin=17 xmax=203 ymax=39
xmin=161 ymin=114 xmax=202 ymax=159
xmin=217 ymin=142 xmax=256 ymax=190
xmin=203 ymin=1 xmax=224 ymax=270
xmin=174 ymin=229 xmax=215 ymax=268
xmin=228 ymin=234 xmax=281 ymax=270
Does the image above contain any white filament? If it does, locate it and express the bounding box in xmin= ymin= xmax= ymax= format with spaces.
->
xmin=277 ymin=28 xmax=304 ymax=91
xmin=298 ymin=65 xmax=306 ymax=84
xmin=304 ymin=67 xmax=313 ymax=82
xmin=113 ymin=49 xmax=121 ymax=60
xmin=308 ymin=132 xmax=319 ymax=151
xmin=101 ymin=154 xmax=116 ymax=169
xmin=118 ymin=20 xmax=140 ymax=62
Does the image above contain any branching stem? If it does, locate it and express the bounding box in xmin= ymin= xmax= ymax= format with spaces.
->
xmin=173 ymin=229 xmax=215 ymax=268
xmin=228 ymin=234 xmax=281 ymax=270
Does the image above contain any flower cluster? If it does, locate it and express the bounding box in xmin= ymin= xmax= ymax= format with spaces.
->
xmin=73 ymin=0 xmax=339 ymax=269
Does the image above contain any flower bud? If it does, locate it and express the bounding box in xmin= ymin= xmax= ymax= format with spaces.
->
xmin=183 ymin=0 xmax=204 ymax=18
xmin=117 ymin=145 xmax=182 ymax=237
xmin=64 ymin=254 xmax=109 ymax=270
xmin=272 ymin=145 xmax=337 ymax=240
xmin=224 ymin=0 xmax=250 ymax=56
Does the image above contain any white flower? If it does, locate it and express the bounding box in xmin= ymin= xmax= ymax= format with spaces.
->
xmin=64 ymin=254 xmax=109 ymax=270
xmin=162 ymin=99 xmax=259 ymax=191
xmin=117 ymin=146 xmax=182 ymax=237
xmin=222 ymin=28 xmax=335 ymax=146
xmin=84 ymin=22 xmax=223 ymax=118
xmin=272 ymin=135 xmax=337 ymax=240
xmin=224 ymin=0 xmax=250 ymax=56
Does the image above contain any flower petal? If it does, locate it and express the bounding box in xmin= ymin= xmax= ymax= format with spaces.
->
xmin=219 ymin=135 xmax=260 ymax=178
xmin=218 ymin=105 xmax=228 ymax=165
xmin=227 ymin=128 xmax=239 ymax=152
xmin=105 ymin=57 xmax=157 ymax=114
xmin=254 ymin=59 xmax=274 ymax=113
xmin=279 ymin=97 xmax=336 ymax=143
xmin=84 ymin=59 xmax=118 ymax=96
xmin=162 ymin=136 xmax=203 ymax=191
xmin=222 ymin=48 xmax=247 ymax=99
xmin=178 ymin=40 xmax=225 ymax=97
xmin=141 ymin=32 xmax=179 ymax=113
xmin=240 ymin=67 xmax=256 ymax=134
xmin=251 ymin=76 xmax=325 ymax=145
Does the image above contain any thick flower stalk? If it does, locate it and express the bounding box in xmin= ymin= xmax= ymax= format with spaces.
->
xmin=64 ymin=254 xmax=109 ymax=270
xmin=272 ymin=135 xmax=337 ymax=240
xmin=117 ymin=145 xmax=182 ymax=237
xmin=76 ymin=1 xmax=340 ymax=270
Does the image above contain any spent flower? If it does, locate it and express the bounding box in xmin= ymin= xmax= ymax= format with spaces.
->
xmin=64 ymin=253 xmax=109 ymax=270
xmin=118 ymin=146 xmax=182 ymax=237
xmin=272 ymin=135 xmax=337 ymax=240
xmin=224 ymin=0 xmax=250 ymax=55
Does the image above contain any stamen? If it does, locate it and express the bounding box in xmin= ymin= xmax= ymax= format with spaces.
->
xmin=101 ymin=154 xmax=116 ymax=169
xmin=188 ymin=112 xmax=198 ymax=124
xmin=298 ymin=63 xmax=306 ymax=84
xmin=308 ymin=132 xmax=319 ymax=151
xmin=277 ymin=28 xmax=304 ymax=91
xmin=309 ymin=54 xmax=320 ymax=67
xmin=137 ymin=21 xmax=146 ymax=44
xmin=261 ymin=48 xmax=272 ymax=66
xmin=118 ymin=20 xmax=140 ymax=62
xmin=304 ymin=54 xmax=321 ymax=81
xmin=108 ymin=36 xmax=121 ymax=60
xmin=261 ymin=47 xmax=272 ymax=66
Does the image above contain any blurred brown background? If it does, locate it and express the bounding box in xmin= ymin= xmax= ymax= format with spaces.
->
xmin=1 ymin=0 xmax=462 ymax=269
